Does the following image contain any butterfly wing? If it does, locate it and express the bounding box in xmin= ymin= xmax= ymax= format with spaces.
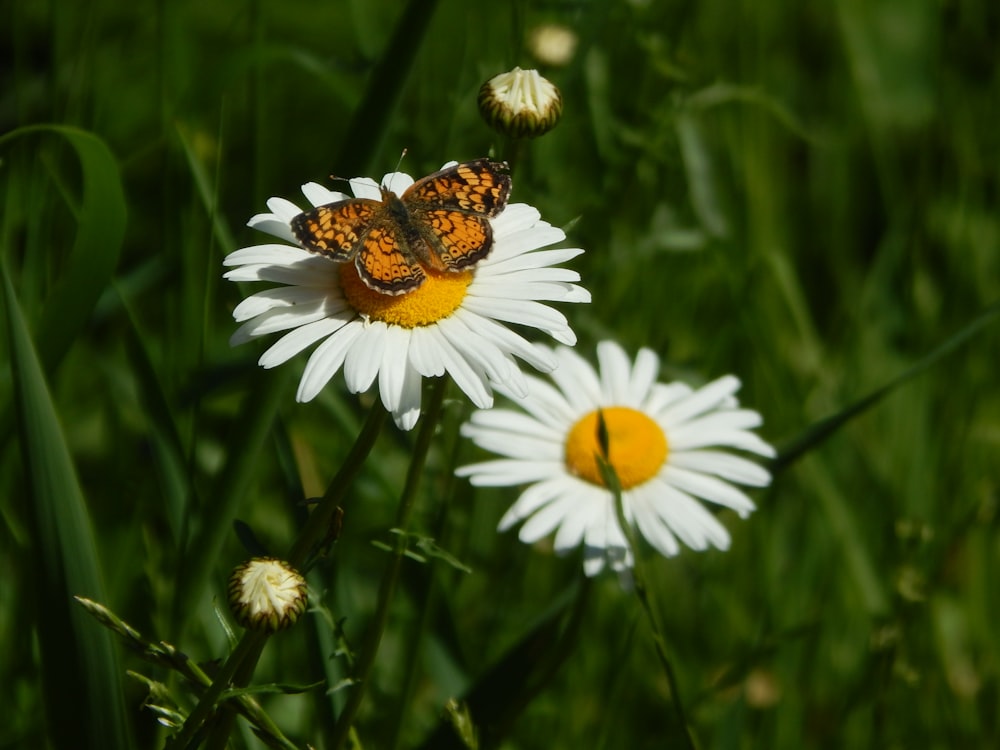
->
xmin=413 ymin=210 xmax=494 ymax=271
xmin=354 ymin=215 xmax=426 ymax=295
xmin=404 ymin=159 xmax=512 ymax=217
xmin=290 ymin=196 xmax=424 ymax=294
xmin=290 ymin=198 xmax=381 ymax=261
xmin=402 ymin=160 xmax=511 ymax=271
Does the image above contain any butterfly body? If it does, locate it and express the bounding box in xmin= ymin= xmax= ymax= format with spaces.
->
xmin=291 ymin=159 xmax=511 ymax=295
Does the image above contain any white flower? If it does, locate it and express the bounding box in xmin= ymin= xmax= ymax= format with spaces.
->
xmin=223 ymin=166 xmax=589 ymax=430
xmin=457 ymin=341 xmax=775 ymax=576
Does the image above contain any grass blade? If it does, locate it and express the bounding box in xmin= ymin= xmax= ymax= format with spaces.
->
xmin=2 ymin=265 xmax=133 ymax=750
xmin=0 ymin=125 xmax=127 ymax=374
xmin=773 ymin=301 xmax=1000 ymax=472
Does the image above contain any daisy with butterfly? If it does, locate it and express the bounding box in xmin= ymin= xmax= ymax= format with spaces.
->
xmin=224 ymin=159 xmax=590 ymax=429
xmin=291 ymin=159 xmax=512 ymax=296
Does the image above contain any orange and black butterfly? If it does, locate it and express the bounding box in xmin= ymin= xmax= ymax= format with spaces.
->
xmin=290 ymin=159 xmax=512 ymax=296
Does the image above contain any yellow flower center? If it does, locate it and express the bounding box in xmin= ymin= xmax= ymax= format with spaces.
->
xmin=339 ymin=264 xmax=473 ymax=327
xmin=565 ymin=407 xmax=668 ymax=489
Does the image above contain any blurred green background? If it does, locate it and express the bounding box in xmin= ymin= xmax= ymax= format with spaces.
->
xmin=2 ymin=0 xmax=999 ymax=748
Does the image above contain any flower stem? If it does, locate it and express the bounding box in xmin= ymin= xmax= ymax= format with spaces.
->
xmin=596 ymin=433 xmax=697 ymax=750
xmin=330 ymin=376 xmax=449 ymax=749
xmin=166 ymin=629 xmax=267 ymax=749
xmin=170 ymin=401 xmax=387 ymax=747
xmin=289 ymin=401 xmax=389 ymax=569
xmin=627 ymin=556 xmax=696 ymax=750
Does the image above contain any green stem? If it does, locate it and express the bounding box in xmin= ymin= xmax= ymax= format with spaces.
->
xmin=203 ymin=636 xmax=269 ymax=750
xmin=597 ymin=430 xmax=697 ymax=750
xmin=166 ymin=630 xmax=267 ymax=749
xmin=388 ymin=404 xmax=464 ymax=749
xmin=170 ymin=401 xmax=387 ymax=747
xmin=628 ymin=560 xmax=696 ymax=750
xmin=330 ymin=377 xmax=449 ymax=749
xmin=289 ymin=402 xmax=389 ymax=569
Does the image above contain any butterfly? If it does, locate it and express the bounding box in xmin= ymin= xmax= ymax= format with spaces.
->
xmin=290 ymin=159 xmax=512 ymax=296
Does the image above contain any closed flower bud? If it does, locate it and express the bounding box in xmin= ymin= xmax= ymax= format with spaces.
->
xmin=478 ymin=67 xmax=562 ymax=139
xmin=228 ymin=558 xmax=307 ymax=633
xmin=528 ymin=24 xmax=578 ymax=67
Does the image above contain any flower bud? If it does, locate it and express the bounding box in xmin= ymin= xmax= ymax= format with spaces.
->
xmin=478 ymin=67 xmax=562 ymax=139
xmin=528 ymin=24 xmax=578 ymax=67
xmin=228 ymin=558 xmax=307 ymax=633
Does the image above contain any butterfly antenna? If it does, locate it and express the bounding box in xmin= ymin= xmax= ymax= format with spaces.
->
xmin=385 ymin=148 xmax=408 ymax=193
xmin=394 ymin=148 xmax=408 ymax=173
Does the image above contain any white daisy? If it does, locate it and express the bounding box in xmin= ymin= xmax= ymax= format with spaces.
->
xmin=223 ymin=166 xmax=590 ymax=430
xmin=457 ymin=341 xmax=775 ymax=576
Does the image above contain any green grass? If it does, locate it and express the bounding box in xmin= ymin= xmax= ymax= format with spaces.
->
xmin=2 ymin=0 xmax=999 ymax=748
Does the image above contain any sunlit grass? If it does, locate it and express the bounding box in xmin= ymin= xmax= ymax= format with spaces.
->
xmin=2 ymin=1 xmax=999 ymax=748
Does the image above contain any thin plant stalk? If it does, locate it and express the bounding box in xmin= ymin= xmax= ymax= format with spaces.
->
xmin=330 ymin=376 xmax=449 ymax=749
xmin=596 ymin=413 xmax=697 ymax=750
xmin=170 ymin=401 xmax=387 ymax=747
xmin=388 ymin=404 xmax=465 ymax=749
xmin=289 ymin=402 xmax=389 ymax=569
xmin=166 ymin=630 xmax=268 ymax=749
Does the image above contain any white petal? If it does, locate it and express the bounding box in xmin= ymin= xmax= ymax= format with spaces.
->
xmin=247 ymin=216 xmax=296 ymax=242
xmin=301 ymin=182 xmax=345 ymax=207
xmin=231 ymin=286 xmax=328 ymax=322
xmin=669 ymin=422 xmax=776 ymax=457
xmin=256 ymin=317 xmax=348 ymax=366
xmin=343 ymin=321 xmax=387 ymax=393
xmin=377 ymin=325 xmax=411 ymax=413
xmin=661 ymin=375 xmax=741 ymax=426
xmin=660 ymin=466 xmax=756 ymax=517
xmin=232 ymin=303 xmax=333 ymax=339
xmin=583 ymin=551 xmax=607 ymax=576
xmin=435 ymin=316 xmax=518 ymax=386
xmin=645 ymin=382 xmax=693 ymax=414
xmin=583 ymin=503 xmax=630 ymax=569
xmin=393 ymin=365 xmax=423 ymax=431
xmin=669 ymin=450 xmax=772 ymax=487
xmin=461 ymin=297 xmax=572 ymax=337
xmin=680 ymin=408 xmax=765 ymax=433
xmin=466 ymin=280 xmax=582 ymax=302
xmin=550 ymin=346 xmax=602 ymax=414
xmin=451 ymin=310 xmax=557 ymax=373
xmin=501 ymin=369 xmax=577 ymax=426
xmin=597 ymin=340 xmax=633 ymax=404
xmin=430 ymin=330 xmax=492 ymax=409
xmin=225 ymin=257 xmax=336 ymax=286
xmin=486 ymin=235 xmax=572 ymax=267
xmin=463 ymin=407 xmax=562 ymax=443
xmin=628 ymin=488 xmax=681 ymax=557
xmin=552 ymin=491 xmax=602 ymax=552
xmin=630 ymin=348 xmax=661 ymax=404
xmin=348 ymin=176 xmax=383 ymax=200
xmin=407 ymin=326 xmax=447 ymax=377
xmin=462 ymin=429 xmax=562 ymax=461
xmin=223 ymin=243 xmax=315 ymax=267
xmin=648 ymin=480 xmax=732 ymax=550
xmin=379 ymin=171 xmax=414 ymax=195
xmin=296 ymin=321 xmax=364 ymax=401
xmin=479 ymin=248 xmax=582 ymax=276
xmin=492 ymin=203 xmax=542 ymax=235
xmin=456 ymin=459 xmax=565 ymax=486
xmin=262 ymin=196 xmax=304 ymax=222
xmin=498 ymin=477 xmax=571 ymax=530
xmin=518 ymin=491 xmax=580 ymax=543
